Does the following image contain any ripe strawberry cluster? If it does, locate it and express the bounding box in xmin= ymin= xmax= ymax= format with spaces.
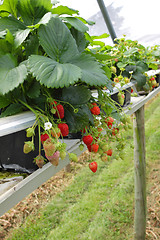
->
xmin=80 ymin=113 xmax=131 ymax=173
xmin=23 ymin=95 xmax=132 ymax=172
xmin=148 ymin=76 xmax=159 ymax=89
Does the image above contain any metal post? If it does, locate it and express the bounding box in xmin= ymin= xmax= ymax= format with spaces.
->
xmin=133 ymin=106 xmax=146 ymax=240
xmin=96 ymin=0 xmax=117 ymax=43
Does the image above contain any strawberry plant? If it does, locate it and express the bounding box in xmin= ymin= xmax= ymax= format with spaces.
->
xmin=0 ymin=0 xmax=133 ymax=170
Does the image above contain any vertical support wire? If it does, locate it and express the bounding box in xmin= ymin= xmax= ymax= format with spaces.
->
xmin=133 ymin=106 xmax=146 ymax=240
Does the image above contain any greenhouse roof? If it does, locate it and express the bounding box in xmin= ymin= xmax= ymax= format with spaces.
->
xmin=59 ymin=0 xmax=160 ymax=46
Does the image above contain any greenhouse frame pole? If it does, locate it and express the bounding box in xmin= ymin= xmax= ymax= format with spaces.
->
xmin=133 ymin=106 xmax=146 ymax=240
xmin=96 ymin=0 xmax=117 ymax=43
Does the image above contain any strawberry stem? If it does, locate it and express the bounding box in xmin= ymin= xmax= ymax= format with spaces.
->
xmin=38 ymin=122 xmax=41 ymax=155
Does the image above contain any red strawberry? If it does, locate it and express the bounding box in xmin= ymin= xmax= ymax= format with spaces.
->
xmin=90 ymin=106 xmax=100 ymax=115
xmin=98 ymin=127 xmax=103 ymax=132
xmin=105 ymin=120 xmax=113 ymax=129
xmin=105 ymin=117 xmax=114 ymax=129
xmin=89 ymin=161 xmax=98 ymax=173
xmin=52 ymin=101 xmax=57 ymax=105
xmin=81 ymin=127 xmax=87 ymax=134
xmin=58 ymin=123 xmax=69 ymax=137
xmin=53 ymin=104 xmax=64 ymax=119
xmin=87 ymin=144 xmax=92 ymax=152
xmin=112 ymin=128 xmax=119 ymax=136
xmin=106 ymin=149 xmax=113 ymax=156
xmin=82 ymin=135 xmax=93 ymax=146
xmin=41 ymin=133 xmax=49 ymax=144
xmin=46 ymin=150 xmax=60 ymax=166
xmin=131 ymin=88 xmax=133 ymax=93
xmin=91 ymin=143 xmax=99 ymax=153
xmin=43 ymin=139 xmax=56 ymax=156
xmin=91 ymin=102 xmax=97 ymax=106
xmin=34 ymin=154 xmax=45 ymax=168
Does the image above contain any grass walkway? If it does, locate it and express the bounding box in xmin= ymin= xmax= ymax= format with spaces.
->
xmin=7 ymin=94 xmax=160 ymax=240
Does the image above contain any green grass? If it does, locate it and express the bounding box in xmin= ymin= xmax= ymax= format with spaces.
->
xmin=6 ymin=94 xmax=160 ymax=240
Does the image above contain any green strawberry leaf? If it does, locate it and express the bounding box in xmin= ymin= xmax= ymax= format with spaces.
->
xmin=61 ymin=85 xmax=91 ymax=105
xmin=61 ymin=17 xmax=89 ymax=33
xmin=31 ymin=12 xmax=53 ymax=29
xmin=90 ymin=40 xmax=105 ymax=47
xmin=64 ymin=104 xmax=94 ymax=133
xmin=0 ymin=95 xmax=11 ymax=108
xmin=52 ymin=5 xmax=79 ymax=16
xmin=91 ymin=33 xmax=110 ymax=40
xmin=0 ymin=16 xmax=26 ymax=33
xmin=0 ymin=30 xmax=7 ymax=38
xmin=14 ymin=28 xmax=31 ymax=48
xmin=132 ymin=72 xmax=146 ymax=87
xmin=102 ymin=65 xmax=112 ymax=79
xmin=28 ymin=55 xmax=81 ymax=88
xmin=0 ymin=103 xmax=24 ymax=117
xmin=24 ymin=34 xmax=39 ymax=57
xmin=117 ymin=61 xmax=127 ymax=69
xmin=125 ymin=65 xmax=137 ymax=73
xmin=70 ymin=28 xmax=87 ymax=53
xmin=26 ymin=81 xmax=41 ymax=99
xmin=0 ymin=0 xmax=18 ymax=17
xmin=28 ymin=17 xmax=111 ymax=89
xmin=17 ymin=0 xmax=53 ymax=26
xmin=5 ymin=29 xmax=14 ymax=44
xmin=38 ymin=17 xmax=79 ymax=62
xmin=0 ymin=39 xmax=12 ymax=54
xmin=136 ymin=61 xmax=148 ymax=72
xmin=124 ymin=47 xmax=138 ymax=57
xmin=0 ymin=54 xmax=28 ymax=95
xmin=71 ymin=53 xmax=112 ymax=88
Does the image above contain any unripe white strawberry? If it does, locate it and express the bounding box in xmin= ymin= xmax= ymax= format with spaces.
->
xmin=43 ymin=139 xmax=56 ymax=156
xmin=69 ymin=153 xmax=78 ymax=162
xmin=111 ymin=66 xmax=116 ymax=74
xmin=79 ymin=144 xmax=84 ymax=151
xmin=26 ymin=128 xmax=35 ymax=137
xmin=60 ymin=150 xmax=66 ymax=160
xmin=23 ymin=141 xmax=34 ymax=154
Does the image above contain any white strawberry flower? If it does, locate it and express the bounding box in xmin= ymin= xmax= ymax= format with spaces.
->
xmin=44 ymin=122 xmax=52 ymax=130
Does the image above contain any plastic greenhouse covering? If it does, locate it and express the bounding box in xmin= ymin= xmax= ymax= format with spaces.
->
xmin=59 ymin=0 xmax=160 ymax=46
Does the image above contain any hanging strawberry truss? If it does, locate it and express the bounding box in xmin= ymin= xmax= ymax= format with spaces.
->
xmin=0 ymin=0 xmax=132 ymax=171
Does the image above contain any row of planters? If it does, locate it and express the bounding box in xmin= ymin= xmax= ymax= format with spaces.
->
xmin=88 ymin=36 xmax=160 ymax=94
xmin=0 ymin=0 xmax=159 ymax=173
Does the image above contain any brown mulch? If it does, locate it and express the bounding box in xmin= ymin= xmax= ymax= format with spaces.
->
xmin=0 ymin=152 xmax=160 ymax=240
